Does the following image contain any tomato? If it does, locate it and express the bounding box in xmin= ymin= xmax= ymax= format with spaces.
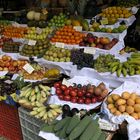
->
xmin=56 ymin=88 xmax=62 ymax=95
xmin=85 ymin=92 xmax=92 ymax=98
xmin=70 ymin=90 xmax=77 ymax=97
xmin=64 ymin=89 xmax=70 ymax=95
xmin=85 ymin=98 xmax=91 ymax=104
xmin=78 ymin=98 xmax=84 ymax=104
xmin=61 ymin=85 xmax=67 ymax=91
xmin=68 ymin=86 xmax=73 ymax=91
xmin=64 ymin=95 xmax=71 ymax=101
xmin=91 ymin=97 xmax=97 ymax=103
xmin=77 ymin=90 xmax=84 ymax=97
xmin=58 ymin=94 xmax=64 ymax=100
xmin=54 ymin=82 xmax=61 ymax=88
xmin=71 ymin=97 xmax=77 ymax=103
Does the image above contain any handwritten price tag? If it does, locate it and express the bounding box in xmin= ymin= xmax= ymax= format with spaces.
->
xmin=73 ymin=26 xmax=83 ymax=32
xmin=100 ymin=18 xmax=108 ymax=25
xmin=28 ymin=40 xmax=36 ymax=46
xmin=62 ymin=78 xmax=74 ymax=87
xmin=23 ymin=63 xmax=34 ymax=74
xmin=84 ymin=47 xmax=96 ymax=54
xmin=36 ymin=27 xmax=42 ymax=34
xmin=4 ymin=80 xmax=13 ymax=84
xmin=55 ymin=42 xmax=65 ymax=48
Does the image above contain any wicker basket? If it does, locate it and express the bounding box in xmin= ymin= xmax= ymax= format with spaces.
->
xmin=0 ymin=102 xmax=23 ymax=140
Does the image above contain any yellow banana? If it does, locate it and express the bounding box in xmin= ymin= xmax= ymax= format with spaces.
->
xmin=49 ymin=104 xmax=60 ymax=109
xmin=53 ymin=108 xmax=62 ymax=114
xmin=30 ymin=110 xmax=38 ymax=116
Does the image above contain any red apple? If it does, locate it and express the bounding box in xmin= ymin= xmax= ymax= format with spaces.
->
xmin=85 ymin=98 xmax=91 ymax=104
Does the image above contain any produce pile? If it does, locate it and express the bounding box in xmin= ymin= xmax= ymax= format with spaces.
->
xmin=43 ymin=46 xmax=71 ymax=62
xmin=0 ymin=4 xmax=139 ymax=140
xmin=2 ymin=39 xmax=21 ymax=53
xmin=0 ymin=76 xmax=16 ymax=99
xmin=0 ymin=55 xmax=27 ymax=72
xmin=93 ymin=53 xmax=140 ymax=77
xmin=101 ymin=7 xmax=132 ymax=19
xmin=94 ymin=54 xmax=119 ymax=72
xmin=89 ymin=25 xmax=127 ymax=33
xmin=2 ymin=26 xmax=27 ymax=38
xmin=41 ymin=115 xmax=106 ymax=140
xmin=79 ymin=33 xmax=118 ymax=50
xmin=107 ymin=92 xmax=140 ymax=119
xmin=71 ymin=49 xmax=94 ymax=69
xmin=48 ymin=13 xmax=67 ymax=28
xmin=117 ymin=0 xmax=139 ymax=7
xmin=51 ymin=26 xmax=85 ymax=44
xmin=20 ymin=39 xmax=50 ymax=57
xmin=25 ymin=27 xmax=53 ymax=40
xmin=19 ymin=62 xmax=46 ymax=80
xmin=54 ymin=81 xmax=109 ymax=104
xmin=18 ymin=83 xmax=51 ymax=107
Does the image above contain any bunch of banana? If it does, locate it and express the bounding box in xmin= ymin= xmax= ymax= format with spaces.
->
xmin=30 ymin=103 xmax=62 ymax=123
xmin=18 ymin=84 xmax=51 ymax=107
xmin=119 ymin=46 xmax=137 ymax=55
xmin=108 ymin=53 xmax=140 ymax=77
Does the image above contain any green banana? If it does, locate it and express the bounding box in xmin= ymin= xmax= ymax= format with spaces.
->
xmin=111 ymin=65 xmax=118 ymax=73
xmin=117 ymin=68 xmax=122 ymax=77
xmin=122 ymin=68 xmax=127 ymax=77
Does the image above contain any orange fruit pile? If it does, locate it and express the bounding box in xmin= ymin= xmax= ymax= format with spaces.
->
xmin=51 ymin=26 xmax=85 ymax=45
xmin=3 ymin=26 xmax=27 ymax=38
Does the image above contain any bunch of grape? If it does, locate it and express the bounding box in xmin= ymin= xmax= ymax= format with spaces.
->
xmin=71 ymin=49 xmax=94 ymax=69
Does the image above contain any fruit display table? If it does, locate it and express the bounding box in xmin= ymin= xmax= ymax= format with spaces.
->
xmin=0 ymin=4 xmax=139 ymax=140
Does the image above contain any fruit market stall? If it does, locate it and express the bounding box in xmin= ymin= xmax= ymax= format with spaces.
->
xmin=0 ymin=2 xmax=139 ymax=140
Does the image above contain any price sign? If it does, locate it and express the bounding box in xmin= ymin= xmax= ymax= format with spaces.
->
xmin=73 ymin=26 xmax=83 ymax=32
xmin=28 ymin=40 xmax=36 ymax=46
xmin=23 ymin=63 xmax=34 ymax=74
xmin=36 ymin=27 xmax=42 ymax=34
xmin=55 ymin=42 xmax=65 ymax=48
xmin=4 ymin=80 xmax=13 ymax=84
xmin=100 ymin=18 xmax=108 ymax=25
xmin=84 ymin=47 xmax=96 ymax=55
xmin=42 ymin=8 xmax=48 ymax=15
xmin=62 ymin=78 xmax=74 ymax=87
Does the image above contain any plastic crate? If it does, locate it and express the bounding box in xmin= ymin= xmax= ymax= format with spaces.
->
xmin=18 ymin=107 xmax=44 ymax=140
xmin=0 ymin=102 xmax=23 ymax=140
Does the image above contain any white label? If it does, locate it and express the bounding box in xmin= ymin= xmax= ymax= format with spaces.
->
xmin=23 ymin=63 xmax=34 ymax=74
xmin=84 ymin=47 xmax=96 ymax=54
xmin=55 ymin=42 xmax=65 ymax=48
xmin=12 ymin=74 xmax=19 ymax=80
xmin=4 ymin=80 xmax=13 ymax=84
xmin=62 ymin=78 xmax=74 ymax=87
xmin=73 ymin=26 xmax=82 ymax=32
xmin=28 ymin=40 xmax=36 ymax=46
xmin=36 ymin=27 xmax=42 ymax=34
xmin=132 ymin=7 xmax=138 ymax=14
xmin=98 ymin=118 xmax=118 ymax=131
